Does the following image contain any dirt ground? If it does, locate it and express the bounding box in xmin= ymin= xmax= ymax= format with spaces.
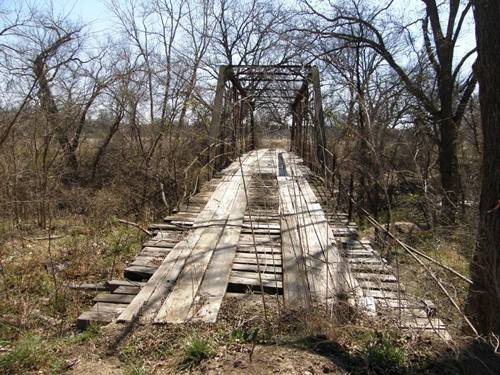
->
xmin=70 ymin=344 xmax=343 ymax=375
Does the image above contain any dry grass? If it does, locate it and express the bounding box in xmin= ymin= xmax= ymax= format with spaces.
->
xmin=69 ymin=293 xmax=465 ymax=374
xmin=0 ymin=204 xmax=491 ymax=374
xmin=0 ymin=133 xmax=490 ymax=374
xmin=375 ymin=224 xmax=473 ymax=337
xmin=0 ymin=205 xmax=145 ymax=372
xmin=260 ymin=136 xmax=289 ymax=150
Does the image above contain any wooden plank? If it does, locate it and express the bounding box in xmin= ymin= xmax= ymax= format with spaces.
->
xmin=344 ymin=250 xmax=375 ymax=257
xmin=140 ymin=250 xmax=169 ymax=258
xmin=149 ymin=223 xmax=190 ymax=231
xmin=156 ymin=152 xmax=260 ymax=323
xmin=242 ymin=222 xmax=280 ymax=230
xmin=117 ymin=237 xmax=198 ymax=322
xmin=92 ymin=302 xmax=128 ymax=313
xmin=241 ymin=228 xmax=280 ymax=234
xmin=164 ymin=213 xmax=198 ymax=222
xmin=123 ymin=265 xmax=157 ymax=280
xmin=236 ymin=245 xmax=281 ymax=253
xmin=228 ymin=276 xmax=283 ymax=289
xmin=141 ymin=246 xmax=171 ymax=253
xmin=186 ymin=227 xmax=241 ymax=323
xmin=349 ymin=264 xmax=392 ymax=273
xmin=234 ymin=252 xmax=281 ymax=261
xmin=375 ymin=299 xmax=423 ymax=309
xmin=76 ymin=302 xmax=129 ymax=329
xmin=278 ymin=174 xmax=311 ymax=308
xmin=398 ymin=318 xmax=447 ymax=330
xmin=187 ymin=150 xmax=264 ymax=322
xmin=121 ymin=152 xmax=258 ymax=324
xmin=238 ymin=234 xmax=280 ymax=242
xmin=380 ymin=308 xmax=429 ymax=318
xmin=68 ymin=282 xmax=108 ymax=291
xmin=230 ymin=270 xmax=282 ymax=281
xmin=278 ymin=150 xmax=359 ymax=308
xmin=364 ymin=289 xmax=404 ymax=299
xmin=358 ymin=280 xmax=404 ymax=291
xmin=107 ymin=280 xmax=145 ymax=288
xmin=233 ymin=257 xmax=282 ymax=266
xmin=348 ymin=258 xmax=384 ymax=264
xmin=353 ymin=272 xmax=398 ymax=282
xmin=132 ymin=255 xmax=163 ymax=262
xmin=124 ymin=265 xmax=158 ymax=273
xmin=142 ymin=240 xmax=177 ymax=248
xmin=94 ymin=293 xmax=135 ymax=304
xmin=244 ymin=215 xmax=280 ymax=220
xmin=130 ymin=259 xmax=162 ymax=268
xmin=154 ymin=227 xmax=224 ymax=323
xmin=170 ymin=220 xmax=195 ymax=226
xmin=77 ymin=310 xmax=116 ymax=330
xmin=113 ymin=285 xmax=141 ymax=294
xmin=294 ymin=174 xmax=343 ymax=303
xmin=280 ymin=152 xmax=329 ymax=305
xmin=232 ymin=263 xmax=282 ymax=273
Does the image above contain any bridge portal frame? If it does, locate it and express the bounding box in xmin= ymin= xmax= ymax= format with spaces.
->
xmin=207 ymin=64 xmax=328 ymax=175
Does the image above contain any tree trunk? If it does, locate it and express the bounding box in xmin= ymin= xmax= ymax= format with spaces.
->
xmin=34 ymin=58 xmax=79 ymax=185
xmin=464 ymin=0 xmax=500 ymax=336
xmin=90 ymin=110 xmax=124 ymax=181
xmin=437 ymin=116 xmax=462 ymax=224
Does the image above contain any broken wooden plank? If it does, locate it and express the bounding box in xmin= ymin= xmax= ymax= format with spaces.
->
xmin=117 ymin=237 xmax=198 ymax=323
xmin=124 ymin=265 xmax=157 ymax=280
xmin=121 ymin=152 xmax=259 ymax=324
xmin=94 ymin=293 xmax=135 ymax=304
xmin=234 ymin=252 xmax=281 ymax=262
xmin=228 ymin=276 xmax=283 ymax=289
xmin=113 ymin=285 xmax=142 ymax=295
xmin=77 ymin=310 xmax=117 ymax=330
xmin=232 ymin=263 xmax=282 ymax=273
xmin=230 ymin=270 xmax=282 ymax=281
xmin=156 ymin=151 xmax=261 ymax=323
xmin=352 ymin=272 xmax=398 ymax=282
xmin=68 ymin=282 xmax=107 ymax=291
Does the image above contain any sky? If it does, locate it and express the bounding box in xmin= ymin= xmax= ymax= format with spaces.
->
xmin=2 ymin=0 xmax=476 ymax=72
xmin=30 ymin=0 xmax=476 ymax=34
xmin=50 ymin=0 xmax=110 ymax=32
xmin=49 ymin=0 xmax=476 ymax=57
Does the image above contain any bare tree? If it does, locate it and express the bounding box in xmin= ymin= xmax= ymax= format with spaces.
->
xmin=465 ymin=0 xmax=500 ymax=337
xmin=300 ymin=0 xmax=477 ymax=224
xmin=0 ymin=4 xmax=36 ymax=147
xmin=211 ymin=0 xmax=292 ymax=66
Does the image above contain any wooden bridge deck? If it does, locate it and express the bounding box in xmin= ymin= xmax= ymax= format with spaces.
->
xmin=77 ymin=148 xmax=448 ymax=339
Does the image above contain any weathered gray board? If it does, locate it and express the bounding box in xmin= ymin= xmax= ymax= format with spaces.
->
xmin=277 ymin=150 xmax=358 ymax=308
xmin=118 ymin=150 xmax=265 ymax=324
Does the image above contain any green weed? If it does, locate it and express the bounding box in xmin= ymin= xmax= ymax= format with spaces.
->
xmin=360 ymin=332 xmax=406 ymax=373
xmin=107 ymin=227 xmax=139 ymax=257
xmin=49 ymin=291 xmax=68 ymax=315
xmin=178 ymin=336 xmax=213 ymax=370
xmin=124 ymin=363 xmax=147 ymax=375
xmin=69 ymin=322 xmax=101 ymax=344
xmin=229 ymin=326 xmax=260 ymax=343
xmin=0 ymin=335 xmax=48 ymax=373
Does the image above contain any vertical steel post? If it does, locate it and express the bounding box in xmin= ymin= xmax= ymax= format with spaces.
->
xmin=250 ymin=101 xmax=256 ymax=150
xmin=290 ymin=103 xmax=296 ymax=152
xmin=347 ymin=174 xmax=354 ymax=223
xmin=301 ymin=83 xmax=308 ymax=159
xmin=207 ymin=65 xmax=227 ymax=176
xmin=311 ymin=66 xmax=327 ymax=169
